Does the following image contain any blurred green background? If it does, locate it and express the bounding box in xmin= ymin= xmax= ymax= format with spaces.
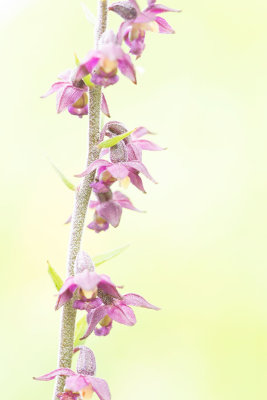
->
xmin=1 ymin=0 xmax=267 ymax=398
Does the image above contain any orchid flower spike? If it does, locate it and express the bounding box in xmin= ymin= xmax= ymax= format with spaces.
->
xmin=55 ymin=251 xmax=121 ymax=310
xmin=34 ymin=346 xmax=111 ymax=400
xmin=75 ymin=30 xmax=136 ymax=87
xmin=42 ymin=69 xmax=110 ymax=117
xmin=110 ymin=0 xmax=181 ymax=58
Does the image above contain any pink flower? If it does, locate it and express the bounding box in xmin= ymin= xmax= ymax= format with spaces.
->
xmin=75 ymin=292 xmax=160 ymax=337
xmin=55 ymin=251 xmax=121 ymax=310
xmin=110 ymin=0 xmax=180 ymax=58
xmin=34 ymin=346 xmax=110 ymax=400
xmin=75 ymin=159 xmax=156 ymax=193
xmin=75 ymin=30 xmax=136 ymax=87
xmin=42 ymin=69 xmax=110 ymax=117
xmin=88 ymin=181 xmax=142 ymax=233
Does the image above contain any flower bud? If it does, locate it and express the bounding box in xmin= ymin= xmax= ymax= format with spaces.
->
xmin=110 ymin=141 xmax=128 ymax=163
xmin=75 ymin=251 xmax=95 ymax=274
xmin=74 ymin=346 xmax=96 ymax=376
xmin=103 ymin=121 xmax=128 ymax=138
xmin=109 ymin=1 xmax=138 ymax=20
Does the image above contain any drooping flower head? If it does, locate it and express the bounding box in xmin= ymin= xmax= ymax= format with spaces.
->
xmin=42 ymin=69 xmax=110 ymax=117
xmin=34 ymin=346 xmax=111 ymax=400
xmin=110 ymin=0 xmax=181 ymax=58
xmin=75 ymin=30 xmax=136 ymax=87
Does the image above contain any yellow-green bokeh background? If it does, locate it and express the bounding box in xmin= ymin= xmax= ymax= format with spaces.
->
xmin=1 ymin=0 xmax=267 ymax=398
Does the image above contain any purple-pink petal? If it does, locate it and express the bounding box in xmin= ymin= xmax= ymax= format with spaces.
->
xmin=117 ymin=53 xmax=137 ymax=84
xmin=98 ymin=201 xmax=122 ymax=227
xmin=82 ymin=306 xmax=108 ymax=339
xmin=107 ymin=304 xmax=136 ymax=326
xmin=65 ymin=374 xmax=89 ymax=392
xmin=68 ymin=104 xmax=88 ymax=117
xmin=124 ymin=161 xmax=157 ymax=183
xmin=101 ymin=93 xmax=110 ymax=117
xmin=146 ymin=4 xmax=180 ymax=14
xmin=107 ymin=163 xmax=129 ymax=179
xmin=87 ymin=376 xmax=111 ymax=400
xmin=88 ymin=219 xmax=109 ymax=233
xmin=128 ymin=171 xmax=146 ymax=193
xmin=41 ymin=82 xmax=66 ymax=98
xmin=155 ymin=16 xmax=175 ymax=33
xmin=136 ymin=139 xmax=164 ymax=151
xmin=75 ymin=51 xmax=101 ymax=80
xmin=113 ymin=191 xmax=142 ymax=212
xmin=97 ymin=274 xmax=121 ymax=298
xmin=75 ymin=160 xmax=112 ymax=178
xmin=91 ymin=73 xmax=119 ymax=88
xmin=55 ymin=276 xmax=77 ymax=310
xmin=74 ymin=270 xmax=101 ymax=292
xmin=34 ymin=368 xmax=75 ymax=381
xmin=94 ymin=320 xmax=113 ymax=336
xmin=74 ymin=297 xmax=103 ymax=312
xmin=56 ymin=85 xmax=84 ymax=113
xmin=132 ymin=126 xmax=149 ymax=139
xmin=123 ymin=293 xmax=160 ymax=310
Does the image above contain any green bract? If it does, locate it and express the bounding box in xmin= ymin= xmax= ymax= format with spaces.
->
xmin=93 ymin=244 xmax=129 ymax=266
xmin=50 ymin=161 xmax=76 ymax=191
xmin=74 ymin=315 xmax=87 ymax=347
xmin=97 ymin=130 xmax=135 ymax=149
xmin=47 ymin=261 xmax=63 ymax=291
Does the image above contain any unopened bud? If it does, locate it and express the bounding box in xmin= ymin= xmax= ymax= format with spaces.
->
xmin=110 ymin=141 xmax=128 ymax=163
xmin=109 ymin=1 xmax=138 ymax=20
xmin=74 ymin=346 xmax=96 ymax=376
xmin=75 ymin=251 xmax=95 ymax=274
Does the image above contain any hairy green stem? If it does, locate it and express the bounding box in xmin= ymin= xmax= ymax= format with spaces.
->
xmin=52 ymin=2 xmax=108 ymax=398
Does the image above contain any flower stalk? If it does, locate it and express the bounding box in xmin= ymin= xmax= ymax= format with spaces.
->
xmin=52 ymin=1 xmax=108 ymax=399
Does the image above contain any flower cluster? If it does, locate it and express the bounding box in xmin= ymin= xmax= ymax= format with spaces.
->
xmin=42 ymin=0 xmax=178 ymax=116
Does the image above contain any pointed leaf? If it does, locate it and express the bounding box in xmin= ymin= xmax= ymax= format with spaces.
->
xmin=98 ymin=130 xmax=135 ymax=149
xmin=74 ymin=315 xmax=88 ymax=347
xmin=47 ymin=261 xmax=63 ymax=291
xmin=50 ymin=161 xmax=76 ymax=191
xmin=93 ymin=244 xmax=129 ymax=266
